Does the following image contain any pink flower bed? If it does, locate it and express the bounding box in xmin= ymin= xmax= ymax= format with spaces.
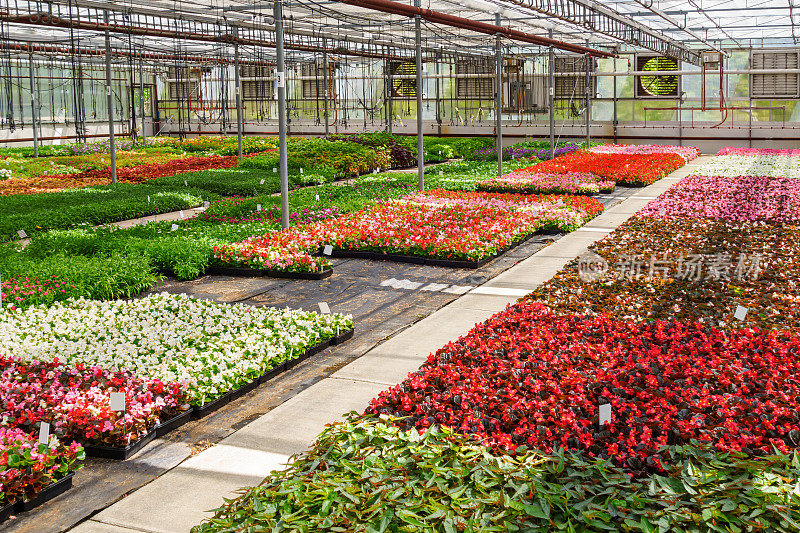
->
xmin=476 ymin=171 xmax=614 ymax=195
xmin=589 ymin=144 xmax=701 ymax=162
xmin=0 ymin=356 xmax=190 ymax=448
xmin=1 ymin=276 xmax=74 ymax=310
xmin=717 ymin=147 xmax=800 ymax=156
xmin=0 ymin=427 xmax=83 ymax=505
xmin=637 ymin=175 xmax=800 ymax=223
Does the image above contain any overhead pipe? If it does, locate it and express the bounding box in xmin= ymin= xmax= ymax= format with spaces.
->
xmin=331 ymin=0 xmax=615 ymax=58
xmin=0 ymin=13 xmax=407 ymax=61
xmin=0 ymin=41 xmax=275 ymax=65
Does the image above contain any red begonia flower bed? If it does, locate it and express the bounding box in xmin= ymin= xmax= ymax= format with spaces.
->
xmin=517 ymin=151 xmax=685 ymax=186
xmin=45 ymin=154 xmax=240 ymax=184
xmin=369 ymin=302 xmax=800 ymax=470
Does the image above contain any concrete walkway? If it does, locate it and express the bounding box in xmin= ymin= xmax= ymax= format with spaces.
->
xmin=69 ymin=156 xmax=711 ymax=533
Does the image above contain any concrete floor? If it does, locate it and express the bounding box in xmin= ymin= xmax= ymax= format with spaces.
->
xmin=5 ymin=158 xmax=711 ymax=532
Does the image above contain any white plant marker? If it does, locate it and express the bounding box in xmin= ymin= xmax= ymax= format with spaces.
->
xmin=38 ymin=422 xmax=50 ymax=445
xmin=734 ymin=305 xmax=748 ymax=321
xmin=184 ymin=180 xmax=188 ymax=187
xmin=273 ymin=167 xmax=277 ymax=173
xmin=318 ymin=302 xmax=331 ymax=314
xmin=257 ymin=204 xmax=262 ymax=211
xmin=17 ymin=229 xmax=27 ymax=239
xmin=110 ymin=392 xmax=126 ymax=412
xmin=323 ymin=245 xmax=333 ymax=256
xmin=599 ymin=404 xmax=611 ymax=426
xmin=203 ymin=200 xmax=209 ymax=209
xmin=439 ymin=170 xmax=444 ymax=177
xmin=147 ymin=195 xmax=151 ymax=203
xmin=170 ymin=223 xmax=179 ymax=232
xmin=260 ymin=178 xmax=266 ymax=185
xmin=315 ymin=194 xmax=320 ymax=201
xmin=179 ymin=210 xmax=185 ymax=219
xmin=300 ymin=168 xmax=304 ymax=174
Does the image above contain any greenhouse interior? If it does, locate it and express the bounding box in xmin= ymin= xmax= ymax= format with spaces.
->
xmin=1 ymin=0 xmax=800 ymax=531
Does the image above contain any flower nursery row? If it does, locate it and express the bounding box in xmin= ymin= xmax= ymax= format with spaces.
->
xmin=211 ymin=190 xmax=605 ymax=273
xmin=0 ymin=293 xmax=353 ymax=408
xmin=519 ymin=148 xmax=693 ymax=186
xmin=470 ymin=144 xmax=696 ymax=196
xmin=694 ymin=153 xmax=800 ymax=179
xmin=0 ymin=427 xmax=84 ymax=516
xmin=194 ymin=147 xmax=800 ymax=532
xmin=477 ymin=171 xmax=615 ymax=195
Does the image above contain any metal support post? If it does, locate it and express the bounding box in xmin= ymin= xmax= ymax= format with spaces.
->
xmin=434 ymin=52 xmax=441 ymax=130
xmin=585 ymin=48 xmax=591 ymax=148
xmin=138 ymin=56 xmax=146 ymax=145
xmin=104 ymin=10 xmax=117 ymax=184
xmin=613 ymin=59 xmax=618 ymax=143
xmin=387 ymin=47 xmax=393 ymax=135
xmin=28 ymin=53 xmax=39 ymax=157
xmin=233 ymin=26 xmax=243 ymax=162
xmin=495 ymin=13 xmax=503 ymax=177
xmin=323 ymin=39 xmax=330 ymax=137
xmin=548 ymin=30 xmax=555 ymax=159
xmin=274 ymin=0 xmax=290 ymax=229
xmin=415 ymin=0 xmax=424 ymax=191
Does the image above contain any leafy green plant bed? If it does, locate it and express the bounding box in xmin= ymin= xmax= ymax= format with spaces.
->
xmin=193 ymin=415 xmax=800 ymax=533
xmin=0 ymin=182 xmax=213 ymax=242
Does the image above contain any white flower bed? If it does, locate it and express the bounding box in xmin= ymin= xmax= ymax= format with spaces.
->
xmin=0 ymin=293 xmax=353 ymax=405
xmin=694 ymin=155 xmax=800 ymax=179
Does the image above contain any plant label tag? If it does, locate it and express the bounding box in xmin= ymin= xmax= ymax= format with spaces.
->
xmin=110 ymin=392 xmax=126 ymax=412
xmin=170 ymin=223 xmax=179 ymax=232
xmin=38 ymin=422 xmax=50 ymax=444
xmin=256 ymin=204 xmax=262 ymax=211
xmin=147 ymin=195 xmax=151 ymax=203
xmin=439 ymin=171 xmax=444 ymax=177
xmin=17 ymin=229 xmax=27 ymax=239
xmin=300 ymin=168 xmax=304 ymax=174
xmin=273 ymin=168 xmax=277 ymax=173
xmin=106 ymin=85 xmax=112 ymax=96
xmin=260 ymin=179 xmax=266 ymax=185
xmin=184 ymin=180 xmax=188 ymax=187
xmin=203 ymin=201 xmax=209 ymax=209
xmin=599 ymin=404 xmax=611 ymax=426
xmin=734 ymin=305 xmax=748 ymax=321
xmin=276 ymin=71 xmax=285 ymax=88
xmin=179 ymin=210 xmax=185 ymax=219
xmin=315 ymin=194 xmax=320 ymax=201
xmin=323 ymin=245 xmax=333 ymax=256
xmin=318 ymin=302 xmax=331 ymax=314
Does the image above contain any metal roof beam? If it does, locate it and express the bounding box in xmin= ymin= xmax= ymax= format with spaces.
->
xmin=494 ymin=0 xmax=702 ymax=64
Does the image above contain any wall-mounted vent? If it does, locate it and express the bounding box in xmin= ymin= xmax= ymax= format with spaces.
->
xmin=751 ymin=51 xmax=799 ymax=98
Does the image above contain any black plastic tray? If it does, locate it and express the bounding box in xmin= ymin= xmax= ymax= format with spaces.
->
xmin=0 ymin=500 xmax=14 ymax=523
xmin=384 ymin=253 xmax=426 ymax=265
xmin=207 ymin=265 xmax=332 ymax=280
xmin=259 ymin=364 xmax=285 ymax=384
xmin=228 ymin=378 xmax=260 ymax=401
xmin=16 ymin=473 xmax=74 ymax=512
xmin=192 ymin=393 xmax=231 ymax=419
xmin=331 ymin=328 xmax=355 ymax=345
xmin=155 ymin=409 xmax=193 ymax=438
xmin=83 ymin=431 xmax=156 ymax=460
